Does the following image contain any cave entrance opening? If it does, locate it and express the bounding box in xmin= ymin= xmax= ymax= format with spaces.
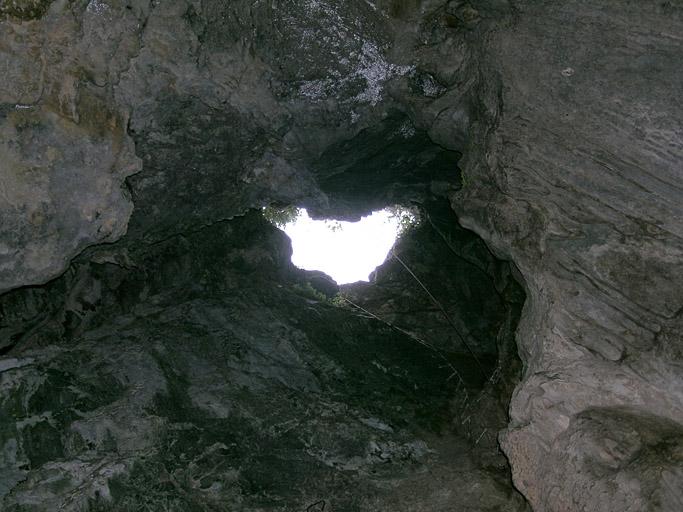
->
xmin=263 ymin=197 xmax=527 ymax=462
xmin=265 ymin=206 xmax=418 ymax=284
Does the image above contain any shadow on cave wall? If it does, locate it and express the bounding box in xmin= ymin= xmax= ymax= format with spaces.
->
xmin=0 ymin=66 xmax=528 ymax=510
xmin=0 ymin=196 xmax=529 ymax=511
xmin=0 ymin=100 xmax=530 ymax=509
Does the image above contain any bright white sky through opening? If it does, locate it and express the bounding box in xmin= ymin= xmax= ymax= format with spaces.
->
xmin=283 ymin=209 xmax=402 ymax=284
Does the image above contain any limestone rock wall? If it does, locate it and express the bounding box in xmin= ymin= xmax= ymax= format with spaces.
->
xmin=1 ymin=0 xmax=469 ymax=290
xmin=452 ymin=1 xmax=683 ymax=509
xmin=0 ymin=0 xmax=145 ymax=293
xmin=0 ymin=212 xmax=529 ymax=511
xmin=1 ymin=0 xmax=682 ymax=510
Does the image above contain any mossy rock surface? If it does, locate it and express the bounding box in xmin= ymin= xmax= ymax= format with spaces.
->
xmin=0 ymin=0 xmax=53 ymax=20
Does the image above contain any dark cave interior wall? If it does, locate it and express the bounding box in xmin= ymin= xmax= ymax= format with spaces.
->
xmin=1 ymin=0 xmax=682 ymax=511
xmin=0 ymin=205 xmax=529 ymax=511
xmin=0 ymin=2 xmax=530 ymax=504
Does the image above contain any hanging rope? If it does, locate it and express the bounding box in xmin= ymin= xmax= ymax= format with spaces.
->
xmin=391 ymin=249 xmax=489 ymax=379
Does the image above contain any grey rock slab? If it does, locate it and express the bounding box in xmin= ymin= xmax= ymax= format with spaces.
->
xmin=0 ymin=1 xmax=144 ymax=293
xmin=452 ymin=1 xmax=683 ymax=509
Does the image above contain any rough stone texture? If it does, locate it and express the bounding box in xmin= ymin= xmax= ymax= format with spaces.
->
xmin=451 ymin=1 xmax=683 ymax=510
xmin=0 ymin=213 xmax=528 ymax=511
xmin=0 ymin=0 xmax=471 ymax=343
xmin=344 ymin=199 xmax=525 ymax=359
xmin=1 ymin=0 xmax=682 ymax=510
xmin=342 ymin=199 xmax=527 ymax=469
xmin=2 ymin=0 xmax=466 ymax=287
xmin=118 ymin=0 xmax=464 ymax=235
xmin=0 ymin=0 xmax=142 ymax=293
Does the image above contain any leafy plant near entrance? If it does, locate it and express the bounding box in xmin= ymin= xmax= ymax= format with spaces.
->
xmin=385 ymin=204 xmax=421 ymax=235
xmin=262 ymin=205 xmax=301 ymax=227
xmin=263 ymin=204 xmax=420 ymax=234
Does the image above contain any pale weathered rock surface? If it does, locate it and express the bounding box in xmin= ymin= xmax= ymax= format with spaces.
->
xmin=0 ymin=0 xmax=142 ymax=293
xmin=451 ymin=1 xmax=683 ymax=510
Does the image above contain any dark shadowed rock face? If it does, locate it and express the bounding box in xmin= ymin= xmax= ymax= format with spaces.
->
xmin=344 ymin=200 xmax=524 ymax=360
xmin=342 ymin=198 xmax=527 ymax=467
xmin=1 ymin=0 xmax=682 ymax=511
xmin=0 ymin=212 xmax=528 ymax=511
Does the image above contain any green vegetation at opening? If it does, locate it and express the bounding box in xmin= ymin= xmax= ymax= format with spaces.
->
xmin=385 ymin=204 xmax=421 ymax=236
xmin=262 ymin=205 xmax=301 ymax=228
xmin=262 ymin=204 xmax=421 ymax=235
